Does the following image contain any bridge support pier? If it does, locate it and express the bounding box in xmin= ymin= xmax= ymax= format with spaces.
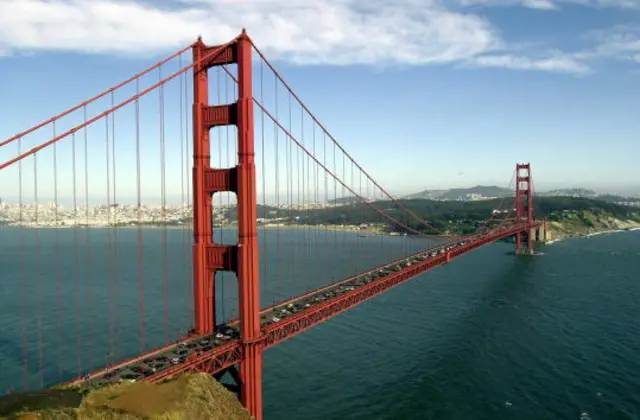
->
xmin=535 ymin=220 xmax=548 ymax=243
xmin=240 ymin=341 xmax=263 ymax=418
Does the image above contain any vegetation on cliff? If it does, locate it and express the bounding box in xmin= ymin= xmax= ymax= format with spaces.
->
xmin=226 ymin=197 xmax=640 ymax=236
xmin=0 ymin=373 xmax=251 ymax=420
xmin=543 ymin=208 xmax=640 ymax=240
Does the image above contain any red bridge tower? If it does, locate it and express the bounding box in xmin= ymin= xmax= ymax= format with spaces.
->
xmin=514 ymin=163 xmax=534 ymax=255
xmin=192 ymin=30 xmax=263 ymax=419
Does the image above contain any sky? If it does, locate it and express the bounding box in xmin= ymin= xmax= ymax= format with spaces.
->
xmin=0 ymin=0 xmax=639 ymax=205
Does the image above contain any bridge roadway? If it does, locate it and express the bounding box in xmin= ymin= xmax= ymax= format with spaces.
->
xmin=67 ymin=222 xmax=533 ymax=389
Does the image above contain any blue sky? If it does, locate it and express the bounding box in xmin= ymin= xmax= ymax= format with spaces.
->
xmin=0 ymin=0 xmax=639 ymax=205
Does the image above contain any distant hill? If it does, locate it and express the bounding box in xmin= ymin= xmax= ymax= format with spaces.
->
xmin=403 ymin=185 xmax=639 ymax=203
xmin=404 ymin=185 xmax=513 ymax=201
xmin=537 ymin=189 xmax=640 ymax=207
xmin=596 ymin=194 xmax=640 ymax=204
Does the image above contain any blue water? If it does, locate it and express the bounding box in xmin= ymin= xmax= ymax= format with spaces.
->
xmin=1 ymin=228 xmax=639 ymax=419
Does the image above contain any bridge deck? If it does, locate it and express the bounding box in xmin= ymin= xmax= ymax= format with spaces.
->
xmin=67 ymin=223 xmax=532 ymax=389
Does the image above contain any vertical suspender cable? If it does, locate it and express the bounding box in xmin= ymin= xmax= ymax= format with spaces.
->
xmin=233 ymin=65 xmax=239 ymax=319
xmin=274 ymin=73 xmax=280 ymax=304
xmin=53 ymin=122 xmax=62 ymax=383
xmin=105 ymin=96 xmax=114 ymax=366
xmin=353 ymin=161 xmax=358 ymax=263
xmin=306 ymin=114 xmax=313 ymax=289
xmin=380 ymin=188 xmax=385 ymax=255
xmin=232 ymin=67 xmax=238 ymax=305
xmin=135 ymin=78 xmax=145 ymax=353
xmin=259 ymin=58 xmax=268 ymax=303
xmin=72 ymin=130 xmax=81 ymax=378
xmin=312 ymin=123 xmax=318 ymax=275
xmin=297 ymin=100 xmax=303 ymax=293
xmin=342 ymin=152 xmax=346 ymax=271
xmin=284 ymin=90 xmax=291 ymax=299
xmin=179 ymin=55 xmax=186 ymax=214
xmin=179 ymin=54 xmax=188 ymax=333
xmin=286 ymin=91 xmax=292 ymax=298
xmin=225 ymin=69 xmax=231 ymax=321
xmin=323 ymin=132 xmax=329 ymax=282
xmin=302 ymin=104 xmax=309 ymax=292
xmin=360 ymin=169 xmax=365 ymax=263
xmin=111 ymin=91 xmax=120 ymax=361
xmin=218 ymin=68 xmax=225 ymax=323
xmin=160 ymin=65 xmax=169 ymax=344
xmin=83 ymin=105 xmax=93 ymax=373
xmin=34 ymin=152 xmax=43 ymax=387
xmin=18 ymin=138 xmax=28 ymax=390
xmin=332 ymin=141 xmax=337 ymax=283
xmin=184 ymin=55 xmax=193 ymax=327
xmin=350 ymin=160 xmax=355 ymax=263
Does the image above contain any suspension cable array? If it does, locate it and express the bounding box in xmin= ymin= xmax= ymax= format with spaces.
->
xmin=0 ymin=31 xmax=532 ymax=411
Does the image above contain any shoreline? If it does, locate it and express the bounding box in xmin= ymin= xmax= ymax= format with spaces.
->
xmin=545 ymin=226 xmax=640 ymax=246
xmin=5 ymin=222 xmax=638 ymax=243
xmin=0 ymin=222 xmax=453 ymax=238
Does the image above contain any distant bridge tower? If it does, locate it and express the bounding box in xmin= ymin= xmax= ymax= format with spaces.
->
xmin=192 ymin=30 xmax=263 ymax=419
xmin=514 ymin=163 xmax=534 ymax=255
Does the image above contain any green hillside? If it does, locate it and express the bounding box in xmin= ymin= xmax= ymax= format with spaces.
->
xmin=224 ymin=196 xmax=640 ymax=236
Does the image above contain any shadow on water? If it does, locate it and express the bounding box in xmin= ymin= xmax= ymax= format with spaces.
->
xmin=367 ymin=256 xmax=542 ymax=420
xmin=0 ymin=335 xmax=79 ymax=393
xmin=0 ymin=336 xmax=34 ymax=369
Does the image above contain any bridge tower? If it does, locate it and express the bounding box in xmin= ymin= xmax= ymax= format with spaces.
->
xmin=192 ymin=30 xmax=263 ymax=419
xmin=514 ymin=163 xmax=534 ymax=255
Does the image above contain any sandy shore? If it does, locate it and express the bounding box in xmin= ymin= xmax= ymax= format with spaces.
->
xmin=545 ymin=225 xmax=640 ymax=246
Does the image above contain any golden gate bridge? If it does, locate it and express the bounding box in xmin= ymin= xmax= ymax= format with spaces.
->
xmin=0 ymin=30 xmax=543 ymax=419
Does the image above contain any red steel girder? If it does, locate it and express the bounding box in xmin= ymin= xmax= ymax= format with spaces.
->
xmin=204 ymin=167 xmax=238 ymax=194
xmin=203 ymin=103 xmax=237 ymax=128
xmin=146 ymin=342 xmax=243 ymax=383
xmin=144 ymin=223 xmax=538 ymax=383
xmin=202 ymin=44 xmax=236 ymax=68
xmin=261 ymin=223 xmax=535 ymax=348
xmin=207 ymin=244 xmax=238 ymax=272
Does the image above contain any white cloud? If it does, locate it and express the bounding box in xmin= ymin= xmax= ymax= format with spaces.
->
xmin=470 ymin=53 xmax=591 ymax=73
xmin=0 ymin=0 xmax=500 ymax=66
xmin=459 ymin=0 xmax=559 ymax=9
xmin=457 ymin=0 xmax=639 ymax=9
xmin=522 ymin=0 xmax=559 ymax=9
xmin=585 ymin=25 xmax=640 ymax=62
xmin=4 ymin=0 xmax=631 ymax=75
xmin=567 ymin=0 xmax=640 ymax=7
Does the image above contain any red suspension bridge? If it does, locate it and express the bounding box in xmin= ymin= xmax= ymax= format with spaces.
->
xmin=0 ymin=30 xmax=543 ymax=419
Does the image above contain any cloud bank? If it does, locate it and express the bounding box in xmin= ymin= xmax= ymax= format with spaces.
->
xmin=458 ymin=0 xmax=639 ymax=10
xmin=0 ymin=0 xmax=636 ymax=74
xmin=472 ymin=54 xmax=590 ymax=73
xmin=0 ymin=0 xmax=498 ymax=65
